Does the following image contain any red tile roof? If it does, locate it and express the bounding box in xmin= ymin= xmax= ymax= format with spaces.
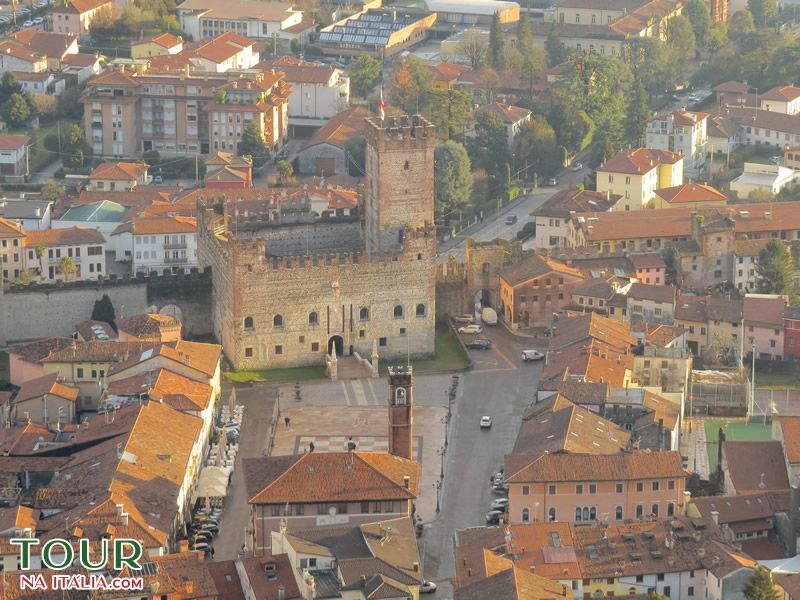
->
xmin=649 ymin=108 xmax=709 ymax=127
xmin=15 ymin=373 xmax=78 ymax=404
xmin=761 ymin=85 xmax=800 ymax=102
xmin=655 ymin=183 xmax=728 ymax=204
xmin=9 ymin=29 xmax=76 ymax=58
xmin=302 ymin=106 xmax=373 ymax=151
xmin=0 ymin=217 xmax=26 ymax=239
xmin=0 ymin=135 xmax=31 ymax=151
xmin=723 ymin=441 xmax=790 ymax=493
xmin=134 ymin=32 xmax=182 ymax=49
xmin=780 ymin=417 xmax=800 ymax=463
xmin=598 ymin=147 xmax=683 ymax=175
xmin=744 ymin=295 xmax=786 ymax=328
xmin=89 ymin=162 xmax=148 ymax=181
xmin=24 ymin=226 xmax=105 ymax=247
xmin=112 ymin=215 xmax=196 ymax=236
xmin=474 ymin=101 xmax=531 ymax=124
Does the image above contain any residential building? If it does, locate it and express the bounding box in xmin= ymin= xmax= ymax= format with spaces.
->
xmin=596 ymin=148 xmax=684 ymax=211
xmin=785 ymin=145 xmax=800 ymax=170
xmin=111 ymin=215 xmax=197 ymax=273
xmin=7 ymin=29 xmax=78 ymax=70
xmin=261 ymin=56 xmax=350 ymax=132
xmin=81 ymin=66 xmax=290 ymax=158
xmin=0 ymin=40 xmax=47 ymax=72
xmin=0 ymin=217 xmax=26 ymax=282
xmin=54 ymin=200 xmax=129 ymax=236
xmin=568 ymin=277 xmax=629 ymax=317
xmin=773 ymin=416 xmax=800 ymax=487
xmin=9 ymin=372 xmax=77 ymax=424
xmin=50 ymin=0 xmax=113 ymax=36
xmin=88 ymin=161 xmax=151 ymax=191
xmin=533 ymin=190 xmax=620 ymax=249
xmin=744 ymin=294 xmax=787 ymax=360
xmin=646 ymin=109 xmax=708 ymax=171
xmin=23 ymin=226 xmax=107 ymax=282
xmin=297 ymin=106 xmax=373 ymax=175
xmin=630 ymin=252 xmax=667 ymax=284
xmin=244 ymin=452 xmax=419 ymax=552
xmin=177 ymin=0 xmax=303 ymax=41
xmin=784 ymin=307 xmax=800 ymax=361
xmin=0 ymin=198 xmax=52 ymax=230
xmin=74 ymin=319 xmax=116 ymax=342
xmin=759 ymin=86 xmax=800 ymax=115
xmin=147 ymin=32 xmax=260 ymax=73
xmin=11 ymin=71 xmax=65 ymax=96
xmin=504 ymin=450 xmax=687 ymax=525
xmin=5 ymin=337 xmax=73 ymax=387
xmin=130 ymin=33 xmax=184 ymax=59
xmin=472 ymin=101 xmax=532 ymax=145
xmin=427 ymin=62 xmax=472 ymax=90
xmin=730 ymin=163 xmax=800 ymax=199
xmin=716 ymin=105 xmax=800 ymax=148
xmin=633 ymin=344 xmax=691 ymax=394
xmin=0 ymin=135 xmax=30 ymax=178
xmin=317 ymin=9 xmax=437 ymax=58
xmin=116 ymin=313 xmax=182 ymax=342
xmin=721 ymin=441 xmax=790 ymax=495
xmin=307 ymin=185 xmax=358 ymax=217
xmin=626 ymin=283 xmax=676 ymax=324
xmin=453 ymin=552 xmax=574 ymax=599
xmin=60 ymin=52 xmax=103 ymax=83
xmin=707 ymin=114 xmax=742 ymax=154
xmin=498 ymin=254 xmax=586 ymax=328
xmin=651 ymin=183 xmax=728 ymax=209
xmin=605 ymin=386 xmax=683 ymax=448
xmin=203 ymin=151 xmax=252 ymax=189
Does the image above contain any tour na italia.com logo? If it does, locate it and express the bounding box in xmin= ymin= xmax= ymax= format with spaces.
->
xmin=11 ymin=538 xmax=145 ymax=592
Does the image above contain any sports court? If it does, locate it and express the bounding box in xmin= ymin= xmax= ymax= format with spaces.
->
xmin=704 ymin=420 xmax=772 ymax=472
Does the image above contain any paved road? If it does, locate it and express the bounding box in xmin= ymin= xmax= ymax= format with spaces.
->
xmin=421 ymin=324 xmax=545 ymax=584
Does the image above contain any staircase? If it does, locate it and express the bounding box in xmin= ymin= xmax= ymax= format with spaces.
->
xmin=336 ymin=356 xmax=374 ymax=380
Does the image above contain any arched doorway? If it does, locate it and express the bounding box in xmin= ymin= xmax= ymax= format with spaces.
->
xmin=474 ymin=289 xmax=491 ymax=308
xmin=328 ymin=335 xmax=344 ymax=357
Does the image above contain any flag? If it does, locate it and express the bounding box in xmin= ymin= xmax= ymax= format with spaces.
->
xmin=379 ymin=88 xmax=385 ymax=120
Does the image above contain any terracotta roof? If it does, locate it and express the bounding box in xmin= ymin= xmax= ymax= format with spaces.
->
xmin=744 ymin=295 xmax=786 ymax=328
xmin=107 ymin=368 xmax=212 ymax=412
xmin=734 ymin=237 xmax=770 ymax=257
xmin=775 ymin=573 xmax=800 ymax=599
xmin=454 ymin=563 xmax=573 ymax=600
xmin=630 ymin=253 xmax=665 ymax=269
xmin=505 ymin=449 xmax=686 ymax=483
xmin=0 ymin=41 xmax=42 ymax=63
xmin=112 ymin=215 xmax=196 ymax=236
xmin=640 ymin=391 xmax=679 ymax=429
xmin=0 ymin=135 xmax=31 ymax=151
xmin=533 ymin=189 xmax=619 ymax=218
xmin=570 ymin=278 xmax=617 ymax=300
xmin=193 ymin=32 xmax=255 ymax=63
xmin=205 ymin=165 xmax=248 ymax=183
xmin=11 ymin=71 xmax=51 ymax=81
xmin=116 ymin=313 xmax=180 ymax=338
xmin=15 ymin=372 xmax=78 ymax=404
xmin=499 ymin=254 xmax=585 ymax=287
xmin=176 ymin=0 xmax=298 ymax=21
xmin=89 ymin=162 xmax=148 ymax=181
xmin=107 ymin=340 xmax=222 ymax=378
xmin=549 ymin=313 xmax=637 ymax=353
xmin=723 ymin=441 xmax=790 ymax=493
xmin=9 ymin=29 xmax=76 ymax=58
xmin=691 ymin=493 xmax=783 ymax=525
xmin=74 ymin=320 xmax=117 ymax=342
xmin=42 ymin=341 xmax=154 ymax=364
xmin=56 ymin=0 xmax=111 ymax=14
xmin=537 ymin=380 xmax=609 ymax=406
xmin=717 ymin=105 xmax=800 ymax=136
xmin=675 ymin=297 xmax=710 ymax=323
xmin=761 ymin=85 xmax=800 ymax=102
xmin=25 ymin=226 xmax=105 ymax=247
xmin=205 ymin=151 xmax=252 ymax=168
xmin=133 ymin=32 xmax=182 ymax=49
xmin=707 ymin=114 xmax=740 ymax=139
xmin=261 ymin=56 xmax=338 ymax=84
xmin=0 ymin=217 xmax=26 ymax=239
xmin=7 ymin=337 xmax=74 ymax=363
xmin=649 ymin=108 xmax=709 ymax=127
xmin=453 ymin=526 xmax=505 ymax=588
xmin=73 ymin=189 xmax=172 ymax=208
xmin=302 ymin=106 xmax=373 ymax=151
xmin=85 ymin=69 xmax=138 ymax=87
xmin=474 ymin=101 xmax=531 ymax=124
xmin=655 ymin=183 xmax=728 ymax=205
xmin=428 ymin=61 xmax=472 ymax=83
xmin=627 ymin=282 xmax=675 ymax=304
xmin=714 ymin=81 xmax=750 ymax=94
xmin=780 ymin=418 xmax=800 ymax=463
xmin=245 ymin=452 xmax=419 ymax=504
xmin=62 ymin=53 xmax=100 ymax=67
xmin=0 ymin=505 xmax=39 ymax=534
xmin=598 ymin=147 xmax=683 ymax=175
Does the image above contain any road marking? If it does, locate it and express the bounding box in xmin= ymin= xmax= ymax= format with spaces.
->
xmin=366 ymin=378 xmax=378 ymax=405
xmin=471 ymin=367 xmax=516 ymax=374
xmin=340 ymin=381 xmax=352 ymax=406
xmin=492 ymin=343 xmax=518 ymax=371
xmin=352 ymin=380 xmax=368 ymax=406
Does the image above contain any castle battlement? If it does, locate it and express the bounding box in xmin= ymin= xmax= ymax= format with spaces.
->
xmin=364 ymin=114 xmax=436 ymax=152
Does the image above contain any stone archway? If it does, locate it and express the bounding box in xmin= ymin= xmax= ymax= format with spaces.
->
xmin=328 ymin=335 xmax=344 ymax=357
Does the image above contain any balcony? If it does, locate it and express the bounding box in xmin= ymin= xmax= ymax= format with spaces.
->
xmin=163 ymin=242 xmax=187 ymax=250
xmin=164 ymin=256 xmax=188 ymax=264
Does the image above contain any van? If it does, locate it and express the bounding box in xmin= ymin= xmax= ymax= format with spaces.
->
xmin=481 ymin=307 xmax=498 ymax=326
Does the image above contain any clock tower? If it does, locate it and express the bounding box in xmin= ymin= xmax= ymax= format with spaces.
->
xmin=387 ymin=365 xmax=414 ymax=460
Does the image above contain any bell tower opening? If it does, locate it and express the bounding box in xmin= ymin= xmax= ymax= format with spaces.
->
xmin=387 ymin=365 xmax=414 ymax=460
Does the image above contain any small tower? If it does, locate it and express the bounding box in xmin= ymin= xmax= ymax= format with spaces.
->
xmin=387 ymin=365 xmax=414 ymax=460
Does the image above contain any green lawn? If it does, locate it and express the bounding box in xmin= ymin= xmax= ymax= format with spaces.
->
xmin=704 ymin=420 xmax=772 ymax=472
xmin=380 ymin=326 xmax=470 ymax=375
xmin=23 ymin=124 xmax=59 ymax=173
xmin=752 ymin=371 xmax=800 ymax=390
xmin=224 ymin=365 xmax=326 ymax=384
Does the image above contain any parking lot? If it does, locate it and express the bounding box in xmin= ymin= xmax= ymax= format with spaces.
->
xmin=0 ymin=0 xmax=54 ymax=32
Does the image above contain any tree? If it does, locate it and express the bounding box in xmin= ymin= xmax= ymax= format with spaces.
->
xmin=729 ymin=10 xmax=755 ymax=43
xmin=426 ymin=88 xmax=472 ymax=140
xmin=237 ymin=122 xmax=269 ymax=168
xmin=743 ymin=567 xmax=779 ymax=600
xmin=276 ymin=160 xmax=293 ymax=186
xmin=344 ymin=135 xmax=366 ymax=177
xmin=59 ymin=256 xmax=76 ymax=281
xmin=548 ymin=96 xmax=594 ymax=154
xmin=0 ymin=71 xmax=22 ymax=99
xmin=747 ymin=0 xmax=776 ymax=26
xmin=475 ymin=66 xmax=500 ymax=103
xmin=349 ymin=55 xmax=381 ymax=98
xmin=513 ymin=116 xmax=561 ymax=180
xmin=685 ymin=0 xmax=712 ymax=49
xmin=92 ymin=294 xmax=116 ymax=329
xmin=468 ymin=111 xmax=510 ymax=201
xmin=29 ymin=94 xmax=58 ymax=120
xmin=488 ymin=12 xmax=504 ymax=70
xmin=622 ymin=38 xmax=671 ymax=95
xmin=34 ymin=244 xmax=45 ymax=280
xmin=458 ymin=29 xmax=488 ymax=68
xmin=755 ymin=239 xmax=794 ymax=296
xmin=434 ymin=141 xmax=472 ymax=214
xmin=389 ymin=56 xmax=433 ymax=114
xmin=625 ymin=80 xmax=651 ymax=145
xmin=40 ymin=182 xmax=65 ymax=203
xmin=2 ymin=93 xmax=30 ymax=128
xmin=705 ymin=22 xmax=729 ymax=54
xmin=62 ymin=124 xmax=91 ymax=169
xmin=517 ymin=12 xmax=533 ymax=55
xmin=545 ymin=25 xmax=568 ymax=67
xmin=665 ymin=15 xmax=696 ymax=83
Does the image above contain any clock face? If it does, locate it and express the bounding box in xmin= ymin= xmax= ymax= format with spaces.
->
xmin=395 ymin=388 xmax=407 ymax=405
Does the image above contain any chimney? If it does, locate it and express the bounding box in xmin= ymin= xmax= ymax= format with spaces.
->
xmin=179 ymin=539 xmax=189 ymax=553
xmin=403 ymin=475 xmax=410 ymax=488
xmin=683 ymin=490 xmax=691 ymax=513
xmin=115 ymin=503 xmax=124 ymax=517
xmin=710 ymin=510 xmax=719 ymax=525
xmin=412 ymin=562 xmax=419 ymax=572
xmin=278 ymin=588 xmax=286 ymax=600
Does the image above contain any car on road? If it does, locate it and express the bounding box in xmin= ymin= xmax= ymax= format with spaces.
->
xmin=485 ymin=509 xmax=504 ymax=524
xmin=420 ymin=581 xmax=438 ymax=594
xmin=547 ymin=177 xmax=558 ymax=186
xmin=458 ymin=324 xmax=482 ymax=334
xmin=521 ymin=349 xmax=545 ymax=362
xmin=453 ymin=314 xmax=475 ymax=324
xmin=154 ymin=175 xmax=163 ymax=184
xmin=570 ymin=162 xmax=583 ymax=172
xmin=505 ymin=214 xmax=518 ymax=225
xmin=491 ymin=498 xmax=509 ymax=511
xmin=687 ymin=94 xmax=700 ymax=102
xmin=770 ymin=155 xmax=783 ymax=165
xmin=480 ymin=415 xmax=492 ymax=428
xmin=466 ymin=339 xmax=492 ymax=350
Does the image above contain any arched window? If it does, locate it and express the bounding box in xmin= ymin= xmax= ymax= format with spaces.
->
xmin=273 ymin=314 xmax=283 ymax=328
xmin=667 ymin=502 xmax=675 ymax=517
xmin=359 ymin=307 xmax=369 ymax=321
xmin=244 ymin=316 xmax=254 ymax=329
xmin=393 ymin=305 xmax=404 ymax=319
xmin=309 ymin=311 xmax=319 ymax=325
xmin=636 ymin=504 xmax=643 ymax=519
xmin=522 ymin=508 xmax=530 ymax=523
xmin=548 ymin=507 xmax=556 ymax=522
xmin=615 ymin=505 xmax=623 ymax=521
xmin=575 ymin=508 xmax=582 ymax=522
xmin=416 ymin=303 xmax=426 ymax=317
xmin=582 ymin=507 xmax=590 ymax=522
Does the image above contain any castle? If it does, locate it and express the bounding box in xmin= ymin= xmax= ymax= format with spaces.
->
xmin=198 ymin=115 xmax=437 ymax=369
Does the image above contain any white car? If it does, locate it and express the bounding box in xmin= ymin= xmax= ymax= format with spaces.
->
xmin=33 ymin=16 xmax=43 ymax=23
xmin=458 ymin=324 xmax=483 ymax=335
xmin=570 ymin=162 xmax=583 ymax=172
xmin=480 ymin=416 xmax=492 ymax=428
xmin=491 ymin=498 xmax=509 ymax=511
xmin=521 ymin=349 xmax=545 ymax=362
xmin=22 ymin=19 xmax=33 ymax=26
xmin=420 ymin=581 xmax=437 ymax=594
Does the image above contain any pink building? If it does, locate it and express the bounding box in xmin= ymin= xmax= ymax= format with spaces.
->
xmin=504 ymin=451 xmax=687 ymax=525
xmin=6 ymin=337 xmax=73 ymax=387
xmin=744 ymin=295 xmax=787 ymax=361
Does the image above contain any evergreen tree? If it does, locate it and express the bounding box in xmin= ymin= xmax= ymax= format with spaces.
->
xmin=755 ymin=239 xmax=794 ymax=296
xmin=685 ymin=0 xmax=712 ymax=48
xmin=747 ymin=0 xmax=776 ymax=26
xmin=2 ymin=93 xmax=30 ymax=129
xmin=488 ymin=12 xmax=504 ymax=70
xmin=92 ymin=294 xmax=117 ymax=330
xmin=743 ymin=567 xmax=779 ymax=600
xmin=0 ymin=71 xmax=22 ymax=99
xmin=349 ymin=55 xmax=382 ymax=98
xmin=434 ymin=141 xmax=473 ymax=213
xmin=545 ymin=25 xmax=568 ymax=67
xmin=517 ymin=12 xmax=533 ymax=55
xmin=237 ymin=122 xmax=269 ymax=168
xmin=625 ymin=80 xmax=651 ymax=145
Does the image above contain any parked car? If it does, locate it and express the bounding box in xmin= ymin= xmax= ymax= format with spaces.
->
xmin=453 ymin=314 xmax=475 ymax=324
xmin=458 ymin=324 xmax=482 ymax=334
xmin=481 ymin=307 xmax=498 ymax=325
xmin=420 ymin=581 xmax=438 ymax=594
xmin=200 ymin=525 xmax=219 ymax=536
xmin=547 ymin=177 xmax=558 ymax=186
xmin=22 ymin=20 xmax=33 ymax=26
xmin=33 ymin=16 xmax=43 ymax=23
xmin=466 ymin=339 xmax=492 ymax=350
xmin=521 ymin=349 xmax=545 ymax=362
xmin=480 ymin=415 xmax=493 ymax=428
xmin=492 ymin=483 xmax=509 ymax=495
xmin=570 ymin=162 xmax=583 ymax=172
xmin=505 ymin=215 xmax=518 ymax=225
xmin=491 ymin=498 xmax=509 ymax=511
xmin=486 ymin=510 xmax=504 ymax=524
xmin=154 ymin=175 xmax=163 ymax=184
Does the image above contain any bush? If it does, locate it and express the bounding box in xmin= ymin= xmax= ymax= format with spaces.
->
xmin=516 ymin=221 xmax=536 ymax=241
xmin=44 ymin=133 xmax=60 ymax=153
xmin=142 ymin=150 xmax=160 ymax=165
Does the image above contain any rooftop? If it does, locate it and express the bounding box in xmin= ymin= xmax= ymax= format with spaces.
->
xmin=25 ymin=226 xmax=106 ymax=247
xmin=723 ymin=441 xmax=790 ymax=493
xmin=598 ymin=147 xmax=683 ymax=175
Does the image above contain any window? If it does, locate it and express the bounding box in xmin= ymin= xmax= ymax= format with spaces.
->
xmin=615 ymin=506 xmax=623 ymax=520
xmin=309 ymin=311 xmax=319 ymax=325
xmin=416 ymin=303 xmax=426 ymax=317
xmin=688 ymin=586 xmax=694 ymax=597
xmin=76 ymin=368 xmax=84 ymax=378
xmin=523 ymin=485 xmax=530 ymax=495
xmin=359 ymin=307 xmax=369 ymax=320
xmin=657 ymin=573 xmax=664 ymax=582
xmin=667 ymin=502 xmax=675 ymax=517
xmin=636 ymin=482 xmax=643 ymax=492
xmin=652 ymin=481 xmax=659 ymax=491
xmin=575 ymin=507 xmax=582 ymax=521
xmin=616 ymin=483 xmax=623 ymax=493
xmin=548 ymin=507 xmax=556 ymax=521
xmin=576 ymin=484 xmax=583 ymax=494
xmin=275 ymin=345 xmax=283 ymax=355
xmin=636 ymin=575 xmax=644 ymax=583
xmin=522 ymin=508 xmax=530 ymax=523
xmin=589 ymin=484 xmax=596 ymax=494
xmin=652 ymin=503 xmax=659 ymax=517
xmin=548 ymin=485 xmax=555 ymax=495
xmin=399 ymin=328 xmax=406 ymax=336
xmin=393 ymin=305 xmax=404 ymax=318
xmin=273 ymin=314 xmax=283 ymax=327
xmin=245 ymin=347 xmax=253 ymax=358
xmin=244 ymin=316 xmax=254 ymax=329
xmin=668 ymin=480 xmax=675 ymax=490
xmin=379 ymin=337 xmax=387 ymax=347
xmin=636 ymin=504 xmax=643 ymax=519
xmin=312 ymin=342 xmax=319 ymax=352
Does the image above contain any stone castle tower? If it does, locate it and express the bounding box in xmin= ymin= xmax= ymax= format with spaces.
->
xmin=363 ymin=114 xmax=436 ymax=256
xmin=387 ymin=365 xmax=414 ymax=460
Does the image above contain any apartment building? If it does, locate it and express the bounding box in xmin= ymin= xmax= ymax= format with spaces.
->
xmin=81 ymin=65 xmax=289 ymax=158
xmin=177 ymin=0 xmax=303 ymax=41
xmin=597 ymin=148 xmax=684 ymax=211
xmin=532 ymin=189 xmax=619 ymax=249
xmin=23 ymin=226 xmax=106 ymax=282
xmin=504 ymin=450 xmax=687 ymax=525
xmin=744 ymin=294 xmax=786 ymax=360
xmin=784 ymin=307 xmax=800 ymax=362
xmin=0 ymin=217 xmax=26 ymax=281
xmin=646 ymin=109 xmax=708 ymax=172
xmin=111 ymin=215 xmax=198 ymax=274
xmin=50 ymin=0 xmax=112 ymax=36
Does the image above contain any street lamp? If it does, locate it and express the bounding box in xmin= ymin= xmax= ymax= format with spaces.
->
xmin=437 ymin=446 xmax=445 ymax=480
xmin=441 ymin=414 xmax=449 ymax=448
xmin=432 ymin=480 xmax=441 ymax=514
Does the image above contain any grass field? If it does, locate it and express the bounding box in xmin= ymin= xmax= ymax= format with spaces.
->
xmin=379 ymin=326 xmax=470 ymax=375
xmin=704 ymin=420 xmax=772 ymax=472
xmin=224 ymin=366 xmax=326 ymax=384
xmin=753 ymin=371 xmax=800 ymax=390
